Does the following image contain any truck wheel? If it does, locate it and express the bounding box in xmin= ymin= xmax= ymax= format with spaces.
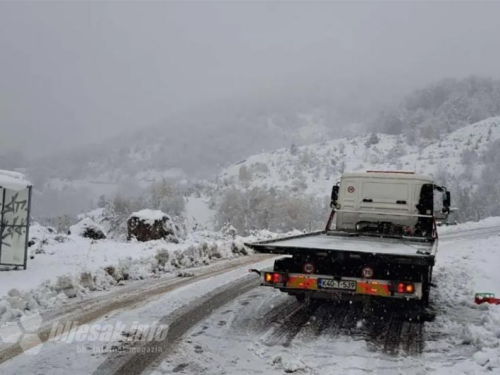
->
xmin=295 ymin=294 xmax=306 ymax=303
xmin=422 ymin=280 xmax=430 ymax=307
xmin=422 ymin=289 xmax=430 ymax=307
xmin=422 ymin=266 xmax=432 ymax=307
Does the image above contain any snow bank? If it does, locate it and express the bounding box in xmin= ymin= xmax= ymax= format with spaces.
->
xmin=0 ymin=225 xmax=278 ymax=324
xmin=0 ymin=169 xmax=31 ymax=191
xmin=272 ymin=355 xmax=306 ymax=373
xmin=424 ymin=221 xmax=500 ymax=373
xmin=438 ymin=216 xmax=500 ymax=235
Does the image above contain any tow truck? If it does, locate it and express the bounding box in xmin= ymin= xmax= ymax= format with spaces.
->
xmin=246 ymin=172 xmax=451 ymax=306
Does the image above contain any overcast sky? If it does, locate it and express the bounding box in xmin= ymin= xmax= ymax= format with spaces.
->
xmin=1 ymin=1 xmax=500 ymax=158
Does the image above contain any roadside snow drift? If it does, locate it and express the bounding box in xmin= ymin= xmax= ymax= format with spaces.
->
xmin=0 ymin=224 xmax=277 ymax=324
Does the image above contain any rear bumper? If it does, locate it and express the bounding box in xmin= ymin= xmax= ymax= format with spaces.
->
xmin=260 ymin=270 xmax=423 ymax=300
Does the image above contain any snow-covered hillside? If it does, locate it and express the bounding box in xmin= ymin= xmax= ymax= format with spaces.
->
xmin=27 ymin=114 xmax=500 ymax=223
xmin=219 ymin=116 xmax=500 ymax=196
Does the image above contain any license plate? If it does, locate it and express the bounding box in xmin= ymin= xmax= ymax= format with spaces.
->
xmin=318 ymin=279 xmax=357 ymax=291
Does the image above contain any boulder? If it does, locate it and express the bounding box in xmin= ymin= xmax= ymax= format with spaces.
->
xmin=127 ymin=210 xmax=177 ymax=242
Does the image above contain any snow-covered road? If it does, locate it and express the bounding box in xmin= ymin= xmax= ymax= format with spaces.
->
xmin=0 ymin=223 xmax=499 ymax=374
xmin=151 ymin=226 xmax=500 ymax=375
xmin=0 ymin=255 xmax=275 ymax=374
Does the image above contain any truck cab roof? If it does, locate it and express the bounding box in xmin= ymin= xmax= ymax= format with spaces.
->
xmin=342 ymin=172 xmax=433 ymax=183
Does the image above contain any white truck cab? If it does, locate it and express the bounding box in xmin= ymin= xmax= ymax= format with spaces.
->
xmin=331 ymin=171 xmax=450 ymax=237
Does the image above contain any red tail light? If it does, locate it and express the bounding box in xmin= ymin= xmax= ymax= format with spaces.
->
xmin=397 ymin=283 xmax=405 ymax=294
xmin=264 ymin=272 xmax=287 ymax=284
xmin=396 ymin=282 xmax=414 ymax=294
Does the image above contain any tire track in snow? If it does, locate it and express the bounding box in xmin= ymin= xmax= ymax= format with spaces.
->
xmin=0 ymin=255 xmax=272 ymax=366
xmin=246 ymin=294 xmax=425 ymax=356
xmin=267 ymin=303 xmax=319 ymax=347
xmin=93 ymin=275 xmax=261 ymax=375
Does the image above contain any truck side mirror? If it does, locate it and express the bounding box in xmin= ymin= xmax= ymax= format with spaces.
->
xmin=331 ymin=185 xmax=339 ymax=208
xmin=442 ymin=191 xmax=451 ymax=214
xmin=444 ymin=191 xmax=451 ymax=208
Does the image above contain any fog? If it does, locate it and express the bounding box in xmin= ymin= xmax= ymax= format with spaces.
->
xmin=1 ymin=1 xmax=500 ymax=158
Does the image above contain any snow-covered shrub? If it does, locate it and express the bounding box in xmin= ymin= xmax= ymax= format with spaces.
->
xmin=55 ymin=275 xmax=77 ymax=298
xmin=250 ymin=162 xmax=270 ymax=177
xmin=94 ymin=268 xmax=117 ymax=290
xmin=79 ymin=272 xmax=96 ymax=291
xmin=221 ymin=223 xmax=237 ymax=239
xmin=155 ymin=249 xmax=170 ymax=268
xmin=68 ymin=218 xmax=106 ymax=240
xmin=231 ymin=241 xmax=248 ymax=256
xmin=216 ymin=187 xmax=329 ymax=235
xmin=169 ymin=241 xmax=223 ymax=268
xmin=207 ymin=243 xmax=222 ymax=259
xmin=147 ymin=179 xmax=186 ymax=217
xmin=365 ymin=133 xmax=380 ymax=147
xmin=239 ymin=165 xmax=253 ymax=186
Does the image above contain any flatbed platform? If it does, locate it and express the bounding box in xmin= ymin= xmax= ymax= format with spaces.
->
xmin=246 ymin=231 xmax=436 ymax=258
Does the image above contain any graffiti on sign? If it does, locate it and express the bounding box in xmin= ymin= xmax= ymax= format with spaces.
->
xmin=3 ymin=192 xmax=28 ymax=217
xmin=1 ymin=218 xmax=28 ymax=247
xmin=0 ymin=188 xmax=30 ymax=265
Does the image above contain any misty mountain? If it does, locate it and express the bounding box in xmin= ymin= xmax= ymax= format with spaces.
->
xmin=374 ymin=76 xmax=500 ymax=141
xmin=26 ymin=77 xmax=500 ymax=219
xmin=26 ymin=89 xmax=371 ymax=217
xmin=28 ymin=86 xmax=375 ymax=183
xmin=31 ymin=76 xmax=500 ymax=189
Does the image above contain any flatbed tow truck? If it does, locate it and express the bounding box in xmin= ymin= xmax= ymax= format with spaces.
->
xmin=246 ymin=172 xmax=451 ymax=306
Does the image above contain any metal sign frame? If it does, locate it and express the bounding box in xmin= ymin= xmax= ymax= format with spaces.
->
xmin=0 ymin=185 xmax=32 ymax=270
